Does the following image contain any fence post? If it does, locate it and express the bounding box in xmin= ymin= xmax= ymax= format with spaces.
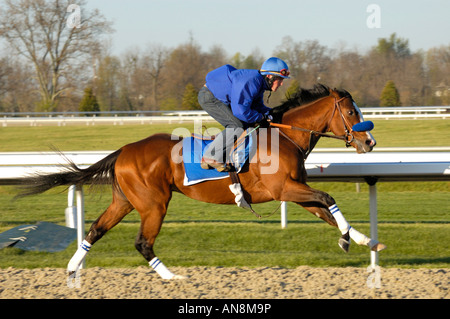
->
xmin=75 ymin=186 xmax=85 ymax=269
xmin=365 ymin=177 xmax=379 ymax=268
xmin=281 ymin=201 xmax=287 ymax=229
xmin=65 ymin=185 xmax=77 ymax=228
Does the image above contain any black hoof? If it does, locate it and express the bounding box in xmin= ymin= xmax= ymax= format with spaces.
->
xmin=338 ymin=232 xmax=350 ymax=253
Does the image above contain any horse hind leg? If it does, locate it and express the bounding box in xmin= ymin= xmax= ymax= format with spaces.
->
xmin=135 ymin=222 xmax=186 ymax=280
xmin=67 ymin=192 xmax=134 ymax=274
xmin=130 ymin=191 xmax=187 ymax=280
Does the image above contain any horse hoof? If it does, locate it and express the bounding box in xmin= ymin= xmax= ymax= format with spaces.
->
xmin=371 ymin=242 xmax=387 ymax=252
xmin=172 ymin=274 xmax=189 ymax=280
xmin=338 ymin=233 xmax=350 ymax=253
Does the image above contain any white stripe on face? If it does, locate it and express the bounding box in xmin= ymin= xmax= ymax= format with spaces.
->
xmin=353 ymin=101 xmax=364 ymax=122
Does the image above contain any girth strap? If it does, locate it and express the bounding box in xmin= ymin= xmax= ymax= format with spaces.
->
xmin=229 ymin=170 xmax=240 ymax=184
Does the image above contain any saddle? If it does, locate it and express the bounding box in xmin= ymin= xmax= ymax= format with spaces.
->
xmin=182 ymin=129 xmax=258 ymax=216
xmin=182 ymin=129 xmax=256 ymax=184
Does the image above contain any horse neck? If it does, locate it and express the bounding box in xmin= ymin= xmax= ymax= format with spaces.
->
xmin=279 ymin=96 xmax=335 ymax=151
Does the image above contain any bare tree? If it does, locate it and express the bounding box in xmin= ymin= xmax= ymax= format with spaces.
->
xmin=0 ymin=55 xmax=37 ymax=112
xmin=161 ymin=36 xmax=213 ymax=108
xmin=141 ymin=44 xmax=168 ymax=109
xmin=426 ymin=45 xmax=450 ymax=105
xmin=0 ymin=0 xmax=113 ymax=111
xmin=95 ymin=55 xmax=121 ymax=111
xmin=274 ymin=37 xmax=331 ymax=87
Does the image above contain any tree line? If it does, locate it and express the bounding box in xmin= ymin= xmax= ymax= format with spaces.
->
xmin=0 ymin=0 xmax=448 ymax=114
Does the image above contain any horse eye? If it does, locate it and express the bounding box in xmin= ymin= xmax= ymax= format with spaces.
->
xmin=348 ymin=110 xmax=354 ymax=116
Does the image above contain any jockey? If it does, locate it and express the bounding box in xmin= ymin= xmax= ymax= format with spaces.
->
xmin=198 ymin=57 xmax=290 ymax=172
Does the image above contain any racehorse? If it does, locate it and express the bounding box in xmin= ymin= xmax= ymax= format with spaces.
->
xmin=16 ymin=84 xmax=385 ymax=280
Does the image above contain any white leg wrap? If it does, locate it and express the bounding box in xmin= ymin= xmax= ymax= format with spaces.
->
xmin=150 ymin=257 xmax=175 ymax=280
xmin=350 ymin=227 xmax=379 ymax=248
xmin=67 ymin=240 xmax=91 ymax=272
xmin=329 ymin=204 xmax=350 ymax=234
xmin=349 ymin=227 xmax=372 ymax=246
xmin=229 ymin=183 xmax=252 ymax=209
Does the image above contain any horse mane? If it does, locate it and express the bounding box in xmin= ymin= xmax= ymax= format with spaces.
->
xmin=271 ymin=83 xmax=353 ymax=123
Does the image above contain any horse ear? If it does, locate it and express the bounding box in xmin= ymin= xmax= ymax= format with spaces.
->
xmin=330 ymin=88 xmax=340 ymax=98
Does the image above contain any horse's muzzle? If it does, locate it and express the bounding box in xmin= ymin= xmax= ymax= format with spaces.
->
xmin=354 ymin=136 xmax=376 ymax=153
xmin=367 ymin=137 xmax=376 ymax=149
xmin=361 ymin=137 xmax=376 ymax=153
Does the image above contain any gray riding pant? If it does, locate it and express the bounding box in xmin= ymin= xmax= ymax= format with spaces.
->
xmin=198 ymin=86 xmax=245 ymax=163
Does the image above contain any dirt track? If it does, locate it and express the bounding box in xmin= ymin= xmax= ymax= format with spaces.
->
xmin=0 ymin=266 xmax=448 ymax=299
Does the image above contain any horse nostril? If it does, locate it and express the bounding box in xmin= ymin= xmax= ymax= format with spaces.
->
xmin=366 ymin=139 xmax=376 ymax=147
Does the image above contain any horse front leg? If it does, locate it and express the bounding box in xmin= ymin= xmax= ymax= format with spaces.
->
xmin=297 ymin=202 xmax=385 ymax=253
xmin=280 ymin=180 xmax=386 ymax=252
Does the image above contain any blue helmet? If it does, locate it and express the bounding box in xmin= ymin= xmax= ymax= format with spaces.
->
xmin=260 ymin=57 xmax=290 ymax=79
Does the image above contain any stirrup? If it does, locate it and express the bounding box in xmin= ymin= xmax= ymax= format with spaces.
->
xmin=216 ymin=164 xmax=233 ymax=172
xmin=200 ymin=158 xmax=233 ymax=172
xmin=200 ymin=161 xmax=213 ymax=170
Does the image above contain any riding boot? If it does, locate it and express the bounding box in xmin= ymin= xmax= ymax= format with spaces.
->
xmin=201 ymin=127 xmax=242 ymax=172
xmin=200 ymin=158 xmax=233 ymax=172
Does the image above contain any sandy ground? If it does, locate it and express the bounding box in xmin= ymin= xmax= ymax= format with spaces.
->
xmin=0 ymin=266 xmax=448 ymax=299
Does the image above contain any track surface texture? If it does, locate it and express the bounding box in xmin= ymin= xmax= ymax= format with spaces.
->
xmin=0 ymin=266 xmax=448 ymax=299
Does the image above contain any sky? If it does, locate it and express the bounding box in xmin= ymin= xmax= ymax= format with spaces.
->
xmin=87 ymin=0 xmax=449 ymax=57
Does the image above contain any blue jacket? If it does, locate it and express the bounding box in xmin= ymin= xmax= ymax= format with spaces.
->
xmin=205 ymin=64 xmax=271 ymax=124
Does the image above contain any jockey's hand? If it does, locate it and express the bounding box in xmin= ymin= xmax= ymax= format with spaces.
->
xmin=256 ymin=114 xmax=272 ymax=128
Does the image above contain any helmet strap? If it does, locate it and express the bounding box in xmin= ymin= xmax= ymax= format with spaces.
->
xmin=263 ymin=75 xmax=274 ymax=103
xmin=264 ymin=75 xmax=274 ymax=91
xmin=266 ymin=91 xmax=272 ymax=103
xmin=264 ymin=75 xmax=283 ymax=103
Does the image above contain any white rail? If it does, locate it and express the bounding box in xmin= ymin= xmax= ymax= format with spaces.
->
xmin=1 ymin=106 xmax=448 ymax=126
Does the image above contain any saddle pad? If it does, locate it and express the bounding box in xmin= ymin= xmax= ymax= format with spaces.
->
xmin=182 ymin=130 xmax=255 ymax=186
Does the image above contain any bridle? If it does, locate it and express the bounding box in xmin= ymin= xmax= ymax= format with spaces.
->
xmin=327 ymin=96 xmax=356 ymax=146
xmin=269 ymin=96 xmax=356 ymax=158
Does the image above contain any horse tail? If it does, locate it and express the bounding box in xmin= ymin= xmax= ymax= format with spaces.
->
xmin=15 ymin=149 xmax=122 ymax=198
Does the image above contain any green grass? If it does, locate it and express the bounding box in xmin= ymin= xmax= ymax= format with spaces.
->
xmin=1 ymin=187 xmax=448 ymax=269
xmin=0 ymin=123 xmax=221 ymax=151
xmin=0 ymin=119 xmax=449 ymax=151
xmin=0 ymin=119 xmax=449 ymax=269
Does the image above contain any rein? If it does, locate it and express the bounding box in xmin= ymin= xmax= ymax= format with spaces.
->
xmin=269 ymin=96 xmax=355 ymax=158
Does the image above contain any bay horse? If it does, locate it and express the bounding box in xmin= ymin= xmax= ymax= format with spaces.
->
xmin=16 ymin=84 xmax=385 ymax=280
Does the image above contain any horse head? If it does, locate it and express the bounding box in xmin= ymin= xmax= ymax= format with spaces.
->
xmin=328 ymin=88 xmax=376 ymax=153
xmin=271 ymin=84 xmax=376 ymax=154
